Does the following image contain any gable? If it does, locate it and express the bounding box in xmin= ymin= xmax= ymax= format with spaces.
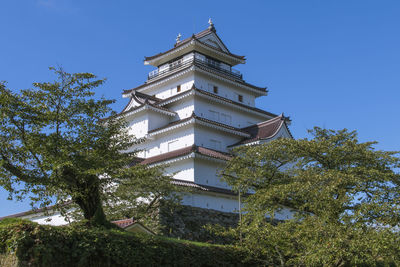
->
xmin=123 ymin=97 xmax=143 ymax=112
xmin=198 ymin=32 xmax=229 ymax=53
xmin=258 ymin=123 xmax=293 ymax=144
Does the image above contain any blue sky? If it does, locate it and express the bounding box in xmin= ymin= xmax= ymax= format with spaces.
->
xmin=1 ymin=0 xmax=399 ymax=216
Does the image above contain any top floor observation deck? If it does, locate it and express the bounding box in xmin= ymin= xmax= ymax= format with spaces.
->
xmin=147 ymin=52 xmax=242 ymax=82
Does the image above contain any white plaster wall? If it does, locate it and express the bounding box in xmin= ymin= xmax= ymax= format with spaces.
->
xmin=194 ymin=97 xmax=266 ymax=128
xmin=181 ymin=192 xmax=295 ymax=220
xmin=145 ymin=74 xmax=194 ymax=99
xmin=193 ymin=159 xmax=228 ymax=188
xmin=164 ymin=159 xmax=195 ymax=182
xmin=147 ymin=112 xmax=171 ymax=131
xmin=169 ymin=97 xmax=195 ymax=120
xmin=181 ymin=193 xmax=239 ymax=213
xmin=126 ymin=113 xmax=148 ymax=138
xmin=23 ymin=211 xmax=71 ymax=226
xmin=135 ymin=126 xmax=194 ymax=158
xmin=194 ymin=73 xmax=256 ymax=107
xmin=194 ymin=126 xmax=241 ymax=152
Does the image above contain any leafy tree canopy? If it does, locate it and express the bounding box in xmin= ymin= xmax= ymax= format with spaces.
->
xmin=0 ymin=68 xmax=180 ymax=227
xmin=222 ymin=127 xmax=400 ymax=265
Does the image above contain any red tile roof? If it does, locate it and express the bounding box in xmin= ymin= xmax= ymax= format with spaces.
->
xmin=146 ymin=113 xmax=250 ymax=137
xmin=191 ymin=87 xmax=274 ymax=117
xmin=136 ymin=144 xmax=232 ymax=166
xmin=144 ymin=27 xmax=245 ymax=62
xmin=111 ymin=218 xmax=155 ymax=234
xmin=112 ymin=218 xmax=136 ymax=228
xmin=130 ymin=86 xmax=275 ymax=118
xmin=229 ymin=115 xmax=293 ymax=146
xmin=171 ymin=179 xmax=237 ymax=196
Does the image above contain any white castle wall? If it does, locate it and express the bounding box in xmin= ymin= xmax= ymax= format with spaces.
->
xmin=145 ymin=74 xmax=194 ymax=99
xmin=169 ymin=97 xmax=195 ymax=120
xmin=194 ymin=73 xmax=257 ymax=107
xmin=20 ymin=211 xmax=71 ymax=226
xmin=148 ymin=112 xmax=171 ymax=131
xmin=194 ymin=97 xmax=266 ymax=128
xmin=164 ymin=158 xmax=194 ymax=182
xmin=181 ymin=193 xmax=239 ymax=213
xmin=194 ymin=126 xmax=240 ymax=152
xmin=134 ymin=126 xmax=194 ymax=158
xmin=181 ymin=192 xmax=294 ymax=220
xmin=126 ymin=113 xmax=149 ymax=138
xmin=193 ymin=159 xmax=227 ymax=188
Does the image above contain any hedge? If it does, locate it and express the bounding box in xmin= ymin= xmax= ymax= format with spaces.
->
xmin=0 ymin=219 xmax=259 ymax=266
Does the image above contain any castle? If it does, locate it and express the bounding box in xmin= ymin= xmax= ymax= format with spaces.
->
xmin=122 ymin=20 xmax=293 ymax=222
xmin=0 ymin=21 xmax=293 ymax=237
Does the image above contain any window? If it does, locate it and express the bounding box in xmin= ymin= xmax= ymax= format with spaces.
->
xmin=238 ymin=94 xmax=243 ymax=102
xmin=213 ymin=86 xmax=218 ymax=94
xmin=177 ymin=85 xmax=181 ymax=92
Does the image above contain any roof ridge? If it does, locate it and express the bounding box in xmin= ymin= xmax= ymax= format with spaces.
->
xmin=144 ymin=27 xmax=244 ymax=63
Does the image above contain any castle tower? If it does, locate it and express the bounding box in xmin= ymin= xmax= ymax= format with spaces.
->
xmin=121 ymin=21 xmax=293 ymax=219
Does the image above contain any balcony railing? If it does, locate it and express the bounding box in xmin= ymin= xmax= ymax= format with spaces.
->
xmin=148 ymin=57 xmax=242 ymax=81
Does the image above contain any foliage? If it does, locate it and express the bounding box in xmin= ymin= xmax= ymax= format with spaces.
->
xmin=103 ymin=164 xmax=184 ymax=232
xmin=0 ymin=68 xmax=180 ymax=227
xmin=222 ymin=127 xmax=400 ymax=266
xmin=0 ymin=219 xmax=259 ymax=266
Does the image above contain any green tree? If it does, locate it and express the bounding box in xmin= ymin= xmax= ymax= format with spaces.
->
xmin=222 ymin=127 xmax=400 ymax=265
xmin=0 ymin=68 xmax=179 ymax=227
xmin=103 ymin=164 xmax=183 ymax=231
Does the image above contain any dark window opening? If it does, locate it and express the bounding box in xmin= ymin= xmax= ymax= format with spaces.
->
xmin=177 ymin=85 xmax=181 ymax=92
xmin=238 ymin=94 xmax=243 ymax=102
xmin=213 ymin=86 xmax=218 ymax=94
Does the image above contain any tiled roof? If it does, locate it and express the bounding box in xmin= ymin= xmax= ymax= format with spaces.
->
xmin=122 ymin=64 xmax=193 ymax=95
xmin=122 ymin=59 xmax=266 ymax=95
xmin=0 ymin=201 xmax=73 ymax=220
xmin=137 ymin=144 xmax=232 ymax=166
xmin=193 ymin=63 xmax=266 ymax=92
xmin=147 ymin=113 xmax=250 ymax=137
xmin=119 ymin=102 xmax=176 ymax=117
xmin=133 ymin=91 xmax=161 ymax=105
xmin=171 ymin=179 xmax=237 ymax=196
xmin=192 ymin=87 xmax=275 ymax=117
xmin=229 ymin=115 xmax=292 ymax=146
xmin=111 ymin=218 xmax=136 ymax=228
xmin=144 ymin=27 xmax=245 ymax=62
xmin=111 ymin=218 xmax=155 ymax=234
xmin=122 ymin=86 xmax=275 ymax=119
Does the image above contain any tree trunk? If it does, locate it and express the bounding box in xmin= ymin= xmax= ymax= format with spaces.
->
xmin=74 ymin=185 xmax=108 ymax=227
xmin=61 ymin=166 xmax=111 ymax=227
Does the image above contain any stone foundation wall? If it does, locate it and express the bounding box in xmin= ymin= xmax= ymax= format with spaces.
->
xmin=159 ymin=205 xmax=239 ymax=243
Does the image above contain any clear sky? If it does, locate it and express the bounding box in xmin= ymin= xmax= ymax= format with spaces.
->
xmin=1 ymin=0 xmax=399 ymax=216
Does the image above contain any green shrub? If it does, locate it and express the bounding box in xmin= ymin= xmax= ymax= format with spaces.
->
xmin=0 ymin=219 xmax=258 ymax=266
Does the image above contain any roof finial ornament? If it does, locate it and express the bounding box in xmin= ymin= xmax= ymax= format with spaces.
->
xmin=208 ymin=18 xmax=216 ymax=32
xmin=208 ymin=18 xmax=213 ymax=27
xmin=176 ymin=33 xmax=181 ymax=44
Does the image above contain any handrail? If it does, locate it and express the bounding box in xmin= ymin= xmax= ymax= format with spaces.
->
xmin=148 ymin=58 xmax=242 ymax=81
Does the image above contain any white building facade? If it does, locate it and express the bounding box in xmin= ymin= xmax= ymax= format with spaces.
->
xmin=122 ymin=21 xmax=293 ymax=221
